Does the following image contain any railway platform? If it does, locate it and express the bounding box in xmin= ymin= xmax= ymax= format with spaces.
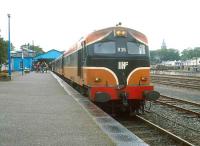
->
xmin=0 ymin=72 xmax=148 ymax=146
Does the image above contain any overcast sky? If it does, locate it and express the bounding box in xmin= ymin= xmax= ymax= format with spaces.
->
xmin=0 ymin=0 xmax=200 ymax=52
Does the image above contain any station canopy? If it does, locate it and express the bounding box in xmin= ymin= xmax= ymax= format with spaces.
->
xmin=34 ymin=49 xmax=63 ymax=63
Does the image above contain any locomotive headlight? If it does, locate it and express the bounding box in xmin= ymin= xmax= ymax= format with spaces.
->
xmin=141 ymin=77 xmax=148 ymax=81
xmin=116 ymin=30 xmax=122 ymax=36
xmin=94 ymin=77 xmax=101 ymax=82
xmin=115 ymin=30 xmax=127 ymax=37
xmin=121 ymin=30 xmax=126 ymax=36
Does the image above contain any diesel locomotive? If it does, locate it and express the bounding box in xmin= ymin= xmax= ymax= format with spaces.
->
xmin=52 ymin=26 xmax=159 ymax=114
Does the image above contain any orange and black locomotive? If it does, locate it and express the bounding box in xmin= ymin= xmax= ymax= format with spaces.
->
xmin=52 ymin=26 xmax=159 ymax=113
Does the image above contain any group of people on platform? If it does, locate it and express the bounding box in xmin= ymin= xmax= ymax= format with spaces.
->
xmin=34 ymin=61 xmax=48 ymax=73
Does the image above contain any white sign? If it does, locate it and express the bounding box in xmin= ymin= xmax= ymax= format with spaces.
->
xmin=117 ymin=47 xmax=126 ymax=52
xmin=118 ymin=61 xmax=128 ymax=69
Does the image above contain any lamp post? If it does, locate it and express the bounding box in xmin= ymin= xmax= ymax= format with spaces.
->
xmin=21 ymin=48 xmax=24 ymax=76
xmin=21 ymin=48 xmax=24 ymax=75
xmin=7 ymin=14 xmax=11 ymax=78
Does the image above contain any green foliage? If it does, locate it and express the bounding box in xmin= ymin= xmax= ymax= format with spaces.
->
xmin=150 ymin=48 xmax=180 ymax=65
xmin=150 ymin=46 xmax=200 ymax=65
xmin=150 ymin=50 xmax=161 ymax=64
xmin=194 ymin=47 xmax=200 ymax=57
xmin=181 ymin=47 xmax=200 ymax=60
xmin=164 ymin=48 xmax=180 ymax=61
xmin=0 ymin=38 xmax=8 ymax=64
xmin=0 ymin=37 xmax=15 ymax=64
xmin=20 ymin=43 xmax=44 ymax=55
xmin=30 ymin=45 xmax=44 ymax=55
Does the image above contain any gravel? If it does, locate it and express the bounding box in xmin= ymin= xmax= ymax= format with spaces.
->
xmin=143 ymin=101 xmax=200 ymax=145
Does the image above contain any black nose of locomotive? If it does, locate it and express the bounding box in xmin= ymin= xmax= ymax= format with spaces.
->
xmin=119 ymin=91 xmax=129 ymax=106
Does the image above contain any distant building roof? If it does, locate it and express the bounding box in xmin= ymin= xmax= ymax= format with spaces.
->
xmin=11 ymin=49 xmax=36 ymax=58
xmin=34 ymin=49 xmax=62 ymax=61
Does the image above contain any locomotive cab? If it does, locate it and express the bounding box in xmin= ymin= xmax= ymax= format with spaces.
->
xmin=85 ymin=27 xmax=159 ymax=113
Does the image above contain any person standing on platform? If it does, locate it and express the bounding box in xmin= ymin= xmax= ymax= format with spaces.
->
xmin=43 ymin=61 xmax=48 ymax=73
xmin=41 ymin=61 xmax=48 ymax=73
xmin=36 ymin=62 xmax=40 ymax=73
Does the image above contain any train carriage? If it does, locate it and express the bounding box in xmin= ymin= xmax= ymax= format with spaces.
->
xmin=52 ymin=26 xmax=159 ymax=113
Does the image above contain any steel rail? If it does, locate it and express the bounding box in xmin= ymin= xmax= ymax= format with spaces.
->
xmin=151 ymin=74 xmax=200 ymax=90
xmin=151 ymin=74 xmax=200 ymax=81
xmin=144 ymin=109 xmax=200 ymax=133
xmin=155 ymin=95 xmax=200 ymax=117
xmin=159 ymin=95 xmax=200 ymax=107
xmin=136 ymin=115 xmax=194 ymax=146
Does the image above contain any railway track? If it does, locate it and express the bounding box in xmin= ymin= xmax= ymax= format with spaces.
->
xmin=155 ymin=95 xmax=200 ymax=117
xmin=151 ymin=74 xmax=200 ymax=90
xmin=115 ymin=114 xmax=194 ymax=146
xmin=115 ymin=95 xmax=200 ymax=145
xmin=142 ymin=95 xmax=200 ymax=145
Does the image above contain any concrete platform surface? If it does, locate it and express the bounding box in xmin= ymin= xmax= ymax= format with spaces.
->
xmin=0 ymin=72 xmax=114 ymax=146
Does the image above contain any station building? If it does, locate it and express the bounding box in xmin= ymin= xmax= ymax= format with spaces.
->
xmin=11 ymin=49 xmax=35 ymax=71
xmin=158 ymin=58 xmax=200 ymax=71
xmin=11 ymin=49 xmax=62 ymax=71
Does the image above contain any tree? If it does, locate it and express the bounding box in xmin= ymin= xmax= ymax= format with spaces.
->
xmin=163 ymin=48 xmax=180 ymax=61
xmin=181 ymin=47 xmax=200 ymax=60
xmin=150 ymin=48 xmax=180 ymax=64
xmin=20 ymin=43 xmax=44 ymax=55
xmin=181 ymin=48 xmax=192 ymax=60
xmin=0 ymin=37 xmax=14 ymax=64
xmin=194 ymin=47 xmax=200 ymax=58
xmin=0 ymin=38 xmax=7 ymax=64
xmin=150 ymin=50 xmax=161 ymax=64
xmin=30 ymin=45 xmax=44 ymax=55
